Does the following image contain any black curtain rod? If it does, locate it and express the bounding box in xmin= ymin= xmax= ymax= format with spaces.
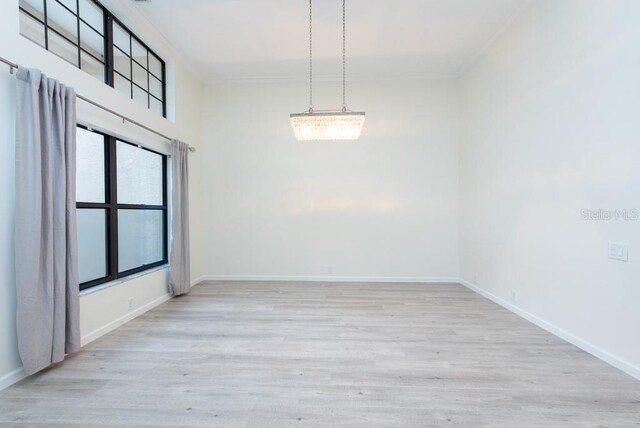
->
xmin=0 ymin=55 xmax=196 ymax=153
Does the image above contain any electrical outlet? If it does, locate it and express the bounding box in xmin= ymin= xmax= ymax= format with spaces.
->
xmin=510 ymin=290 xmax=516 ymax=303
xmin=327 ymin=267 xmax=333 ymax=275
xmin=127 ymin=297 xmax=135 ymax=311
xmin=608 ymin=242 xmax=629 ymax=262
xmin=473 ymin=274 xmax=478 ymax=285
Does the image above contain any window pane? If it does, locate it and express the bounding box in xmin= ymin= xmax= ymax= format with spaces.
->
xmin=113 ymin=48 xmax=131 ymax=79
xmin=149 ymin=53 xmax=162 ymax=79
xmin=118 ymin=210 xmax=163 ymax=272
xmin=48 ymin=29 xmax=79 ymax=66
xmin=149 ymin=75 xmax=163 ymax=100
xmin=113 ymin=21 xmax=130 ymax=54
xmin=47 ymin=0 xmax=78 ymax=44
xmin=81 ymin=51 xmax=104 ymax=82
xmin=76 ymin=128 xmax=106 ymax=202
xmin=132 ymin=61 xmax=148 ymax=90
xmin=80 ymin=22 xmax=104 ymax=61
xmin=77 ymin=209 xmax=107 ymax=283
xmin=117 ymin=141 xmax=163 ymax=205
xmin=133 ymin=85 xmax=149 ymax=109
xmin=19 ymin=0 xmax=45 ymax=19
xmin=150 ymin=96 xmax=164 ymax=116
xmin=19 ymin=9 xmax=46 ymax=48
xmin=79 ymin=0 xmax=103 ymax=33
xmin=114 ymin=72 xmax=131 ymax=98
xmin=131 ymin=37 xmax=147 ymax=68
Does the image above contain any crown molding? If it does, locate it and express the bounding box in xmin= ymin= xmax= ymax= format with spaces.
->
xmin=202 ymin=73 xmax=459 ymax=86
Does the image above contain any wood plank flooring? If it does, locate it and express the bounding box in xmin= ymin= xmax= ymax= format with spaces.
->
xmin=1 ymin=281 xmax=639 ymax=427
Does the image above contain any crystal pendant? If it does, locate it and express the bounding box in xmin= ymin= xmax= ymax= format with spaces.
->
xmin=290 ymin=111 xmax=366 ymax=141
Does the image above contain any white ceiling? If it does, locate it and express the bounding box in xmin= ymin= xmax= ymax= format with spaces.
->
xmin=130 ymin=0 xmax=530 ymax=83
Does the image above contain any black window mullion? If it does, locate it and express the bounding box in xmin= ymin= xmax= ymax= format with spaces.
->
xmin=77 ymin=202 xmax=110 ymax=209
xmin=80 ymin=275 xmax=111 ymax=291
xmin=53 ymin=0 xmax=77 ymax=16
xmin=80 ymin=48 xmax=104 ymax=66
xmin=131 ymin=80 xmax=148 ymax=93
xmin=43 ymin=0 xmax=49 ymax=49
xmin=79 ymin=18 xmax=103 ymax=37
xmin=18 ymin=7 xmax=45 ymax=25
xmin=116 ymin=204 xmax=166 ymax=210
xmin=113 ymin=69 xmax=130 ymax=81
xmin=107 ymin=135 xmax=119 ymax=282
xmin=76 ymin=0 xmax=81 ymax=68
xmin=146 ymin=49 xmax=151 ymax=108
xmin=131 ymin=57 xmax=147 ymax=70
xmin=161 ymin=58 xmax=166 ymax=117
xmin=129 ymin=31 xmax=133 ymax=99
xmin=117 ymin=260 xmax=167 ymax=280
xmin=46 ymin=26 xmax=80 ymax=47
xmin=102 ymin=132 xmax=112 ymax=282
xmin=105 ymin=8 xmax=114 ymax=85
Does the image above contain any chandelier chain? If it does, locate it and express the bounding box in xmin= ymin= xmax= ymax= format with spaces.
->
xmin=309 ymin=0 xmax=313 ymax=111
xmin=342 ymin=0 xmax=346 ymax=110
xmin=308 ymin=0 xmax=348 ymax=113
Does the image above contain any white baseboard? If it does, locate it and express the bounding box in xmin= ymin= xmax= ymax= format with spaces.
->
xmin=459 ymin=278 xmax=640 ymax=381
xmin=198 ymin=275 xmax=460 ymax=284
xmin=80 ymin=292 xmax=172 ymax=347
xmin=190 ymin=275 xmax=207 ymax=287
xmin=1 ymin=292 xmax=174 ymax=392
xmin=0 ymin=367 xmax=26 ymax=391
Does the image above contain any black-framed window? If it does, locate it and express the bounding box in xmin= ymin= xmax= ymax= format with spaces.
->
xmin=18 ymin=0 xmax=167 ymax=118
xmin=76 ymin=126 xmax=167 ymax=290
xmin=111 ymin=20 xmax=165 ymax=116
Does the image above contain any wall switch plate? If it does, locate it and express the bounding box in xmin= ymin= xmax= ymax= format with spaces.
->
xmin=608 ymin=242 xmax=629 ymax=262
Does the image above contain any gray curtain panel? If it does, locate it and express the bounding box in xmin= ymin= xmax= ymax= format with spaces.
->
xmin=15 ymin=66 xmax=81 ymax=376
xmin=169 ymin=139 xmax=191 ymax=296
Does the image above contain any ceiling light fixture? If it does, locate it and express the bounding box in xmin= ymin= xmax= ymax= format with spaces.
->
xmin=290 ymin=0 xmax=365 ymax=141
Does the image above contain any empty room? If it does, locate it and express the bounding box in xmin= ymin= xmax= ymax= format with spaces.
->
xmin=0 ymin=0 xmax=639 ymax=426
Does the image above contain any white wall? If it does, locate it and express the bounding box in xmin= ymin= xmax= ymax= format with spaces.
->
xmin=0 ymin=0 xmax=204 ymax=388
xmin=459 ymin=0 xmax=640 ymax=378
xmin=199 ymin=79 xmax=459 ymax=281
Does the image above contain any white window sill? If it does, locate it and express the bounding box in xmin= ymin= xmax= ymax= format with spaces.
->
xmin=79 ymin=264 xmax=169 ymax=297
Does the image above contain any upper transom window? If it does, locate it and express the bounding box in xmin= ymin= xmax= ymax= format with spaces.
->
xmin=19 ymin=0 xmax=166 ymax=117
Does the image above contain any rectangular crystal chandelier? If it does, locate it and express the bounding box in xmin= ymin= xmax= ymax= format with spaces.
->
xmin=290 ymin=111 xmax=366 ymax=141
xmin=290 ymin=0 xmax=365 ymax=141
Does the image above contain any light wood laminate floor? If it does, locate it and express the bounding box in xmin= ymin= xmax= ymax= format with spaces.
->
xmin=1 ymin=281 xmax=639 ymax=427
